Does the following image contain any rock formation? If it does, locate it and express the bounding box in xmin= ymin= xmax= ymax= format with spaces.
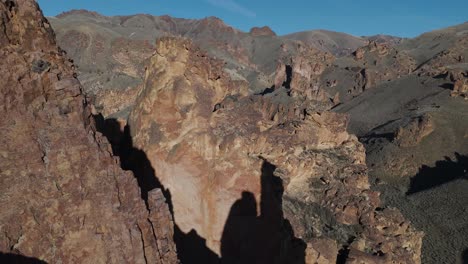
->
xmin=353 ymin=41 xmax=389 ymax=60
xmin=418 ymin=35 xmax=467 ymax=75
xmin=447 ymin=69 xmax=468 ymax=99
xmin=128 ymin=36 xmax=423 ymax=263
xmin=351 ymin=41 xmax=416 ymax=87
xmin=284 ymin=30 xmax=369 ymax=57
xmin=9 ymin=0 xmax=468 ymax=263
xmin=395 ymin=115 xmax=434 ymax=147
xmin=51 ymin=11 xmax=408 ymax=117
xmin=365 ymin=35 xmax=404 ymax=46
xmin=249 ymin=26 xmax=276 ymax=37
xmin=47 ymin=9 xmax=468 ymax=263
xmin=0 ymin=0 xmax=177 ymax=263
xmin=273 ymin=44 xmax=336 ymax=107
xmin=452 ymin=77 xmax=468 ymax=99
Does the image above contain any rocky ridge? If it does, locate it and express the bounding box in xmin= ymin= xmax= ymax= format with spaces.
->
xmin=0 ymin=0 xmax=177 ymax=263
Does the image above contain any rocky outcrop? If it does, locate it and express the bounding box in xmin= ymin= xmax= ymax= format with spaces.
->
xmin=448 ymin=69 xmax=468 ymax=99
xmin=54 ymin=10 xmax=381 ymax=114
xmin=273 ymin=44 xmax=336 ymax=109
xmin=56 ymin=9 xmax=103 ymax=19
xmin=129 ymin=36 xmax=423 ymax=263
xmin=423 ymin=68 xmax=468 ymax=99
xmin=418 ymin=35 xmax=467 ymax=76
xmin=452 ymin=78 xmax=468 ymax=99
xmin=0 ymin=1 xmax=177 ymax=263
xmin=353 ymin=41 xmax=389 ymax=60
xmin=50 ymin=12 xmax=283 ymax=115
xmin=352 ymin=41 xmax=416 ymax=85
xmin=305 ymin=39 xmax=419 ymax=104
xmin=395 ymin=115 xmax=435 ymax=147
xmin=93 ymin=83 xmax=142 ymax=118
xmin=249 ymin=26 xmax=276 ymax=37
xmin=365 ymin=35 xmax=403 ymax=47
xmin=283 ymin=30 xmax=368 ymax=57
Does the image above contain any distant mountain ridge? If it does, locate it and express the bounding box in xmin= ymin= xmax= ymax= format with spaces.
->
xmin=49 ymin=9 xmax=408 ymax=99
xmin=52 ymin=9 xmax=403 ymax=57
xmin=49 ymin=10 xmax=467 ymax=116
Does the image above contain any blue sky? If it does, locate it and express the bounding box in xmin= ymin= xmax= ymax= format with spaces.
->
xmin=37 ymin=0 xmax=467 ymax=37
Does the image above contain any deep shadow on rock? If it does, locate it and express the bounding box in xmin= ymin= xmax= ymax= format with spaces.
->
xmin=407 ymin=153 xmax=468 ymax=195
xmin=94 ymin=114 xmax=166 ymax=207
xmin=174 ymin=225 xmax=221 ymax=263
xmin=0 ymin=253 xmax=47 ymax=264
xmin=220 ymin=159 xmax=306 ymax=264
xmin=95 ymin=116 xmax=306 ymax=263
xmin=463 ymin=248 xmax=468 ymax=264
xmin=95 ymin=115 xmax=215 ymax=262
xmin=221 ymin=191 xmax=258 ymax=262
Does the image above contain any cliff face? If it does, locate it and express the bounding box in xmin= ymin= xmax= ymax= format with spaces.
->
xmin=128 ymin=37 xmax=423 ymax=263
xmin=0 ymin=1 xmax=177 ymax=263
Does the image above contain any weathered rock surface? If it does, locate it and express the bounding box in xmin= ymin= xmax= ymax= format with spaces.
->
xmin=395 ymin=115 xmax=434 ymax=148
xmin=417 ymin=35 xmax=468 ymax=75
xmin=0 ymin=0 xmax=177 ymax=263
xmin=93 ymin=83 xmax=143 ymax=118
xmin=352 ymin=41 xmax=416 ymax=87
xmin=128 ymin=36 xmax=423 ymax=263
xmin=249 ymin=26 xmax=276 ymax=37
xmin=309 ymin=39 xmax=418 ymax=104
xmin=50 ymin=10 xmax=468 ymax=263
xmin=452 ymin=78 xmax=468 ymax=99
xmin=365 ymin=34 xmax=404 ymax=47
xmin=284 ymin=30 xmax=368 ymax=57
xmin=447 ymin=69 xmax=468 ymax=99
xmin=273 ymin=44 xmax=336 ymax=108
xmin=47 ymin=12 xmax=295 ymax=120
xmin=422 ymin=68 xmax=468 ymax=99
xmin=50 ymin=12 xmax=411 ymax=119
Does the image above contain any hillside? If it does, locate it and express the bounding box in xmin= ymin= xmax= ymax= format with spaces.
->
xmin=283 ymin=30 xmax=367 ymax=56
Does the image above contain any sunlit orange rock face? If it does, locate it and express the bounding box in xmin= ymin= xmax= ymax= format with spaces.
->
xmin=0 ymin=1 xmax=177 ymax=263
xmin=129 ymin=37 xmax=423 ymax=263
